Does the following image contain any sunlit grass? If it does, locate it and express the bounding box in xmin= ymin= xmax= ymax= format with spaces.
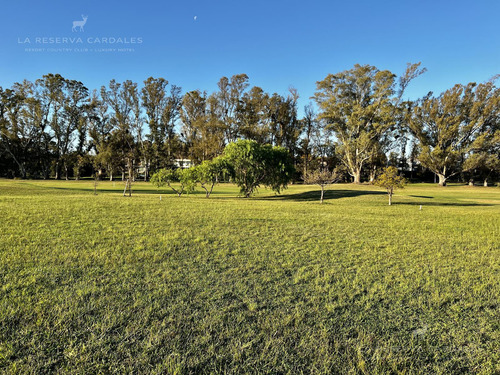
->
xmin=0 ymin=179 xmax=499 ymax=374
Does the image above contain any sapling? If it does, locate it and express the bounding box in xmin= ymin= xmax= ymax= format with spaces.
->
xmin=304 ymin=168 xmax=340 ymax=204
xmin=375 ymin=166 xmax=407 ymax=205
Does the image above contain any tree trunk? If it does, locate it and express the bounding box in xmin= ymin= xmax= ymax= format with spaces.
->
xmin=353 ymin=169 xmax=361 ymax=184
xmin=388 ymin=193 xmax=392 ymax=206
xmin=369 ymin=167 xmax=376 ymax=184
xmin=469 ymin=179 xmax=474 ymax=187
xmin=484 ymin=179 xmax=488 ymax=187
xmin=320 ymin=186 xmax=324 ymax=204
xmin=437 ymin=173 xmax=447 ymax=186
xmin=123 ymin=160 xmax=132 ymax=197
xmin=201 ymin=185 xmax=209 ymax=198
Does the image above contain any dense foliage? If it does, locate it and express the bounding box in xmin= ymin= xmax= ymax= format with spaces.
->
xmin=1 ymin=66 xmax=498 ymax=184
xmin=223 ymin=140 xmax=295 ymax=197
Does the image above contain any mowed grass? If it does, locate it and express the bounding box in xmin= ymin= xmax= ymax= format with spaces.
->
xmin=0 ymin=179 xmax=499 ymax=374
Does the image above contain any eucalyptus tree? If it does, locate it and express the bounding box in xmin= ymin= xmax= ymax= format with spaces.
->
xmin=36 ymin=74 xmax=65 ymax=179
xmin=65 ymin=79 xmax=90 ymax=179
xmin=0 ymin=85 xmax=29 ymax=178
xmin=409 ymin=79 xmax=499 ymax=186
xmin=35 ymin=74 xmax=90 ymax=179
xmin=141 ymin=77 xmax=182 ymax=172
xmin=314 ymin=63 xmax=425 ymax=183
xmin=216 ymin=74 xmax=249 ymax=143
xmin=463 ymin=127 xmax=500 ymax=186
xmin=298 ymin=103 xmax=319 ymax=178
xmin=237 ymin=86 xmax=270 ymax=143
xmin=204 ymin=94 xmax=228 ymax=158
xmin=101 ymin=79 xmax=141 ymax=195
xmin=267 ymin=88 xmax=302 ymax=162
xmin=180 ymin=90 xmax=207 ymax=162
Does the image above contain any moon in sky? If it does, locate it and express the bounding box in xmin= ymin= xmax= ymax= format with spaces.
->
xmin=194 ymin=16 xmax=197 ymax=21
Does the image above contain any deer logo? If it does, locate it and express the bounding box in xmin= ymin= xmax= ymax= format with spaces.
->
xmin=72 ymin=15 xmax=88 ymax=32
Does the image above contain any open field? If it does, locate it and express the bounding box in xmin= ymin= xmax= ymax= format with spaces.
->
xmin=0 ymin=179 xmax=499 ymax=374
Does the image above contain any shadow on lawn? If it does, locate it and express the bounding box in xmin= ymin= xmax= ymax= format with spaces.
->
xmin=48 ymin=185 xmax=236 ymax=197
xmin=49 ymin=186 xmax=190 ymax=195
xmin=395 ymin=201 xmax=494 ymax=207
xmin=261 ymin=189 xmax=386 ymax=202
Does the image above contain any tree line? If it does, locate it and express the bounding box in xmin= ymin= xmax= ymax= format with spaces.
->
xmin=1 ymin=63 xmax=498 ymax=186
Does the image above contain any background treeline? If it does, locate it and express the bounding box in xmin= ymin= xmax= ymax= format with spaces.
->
xmin=1 ymin=63 xmax=499 ymax=185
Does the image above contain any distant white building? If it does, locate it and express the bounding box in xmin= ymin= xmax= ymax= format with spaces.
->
xmin=174 ymin=159 xmax=193 ymax=169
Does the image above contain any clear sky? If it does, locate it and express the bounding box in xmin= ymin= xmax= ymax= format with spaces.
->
xmin=1 ymin=0 xmax=499 ymax=114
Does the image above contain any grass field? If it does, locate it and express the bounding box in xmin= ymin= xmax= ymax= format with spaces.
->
xmin=0 ymin=179 xmax=499 ymax=374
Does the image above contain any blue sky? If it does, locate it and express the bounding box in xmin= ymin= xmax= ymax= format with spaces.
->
xmin=1 ymin=0 xmax=499 ymax=114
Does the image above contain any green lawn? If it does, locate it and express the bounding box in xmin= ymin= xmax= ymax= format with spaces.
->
xmin=0 ymin=179 xmax=499 ymax=374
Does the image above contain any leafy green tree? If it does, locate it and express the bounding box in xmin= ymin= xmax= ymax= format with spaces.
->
xmin=298 ymin=103 xmax=319 ymax=178
xmin=194 ymin=157 xmax=228 ymax=198
xmin=101 ymin=79 xmax=141 ymax=195
xmin=374 ymin=166 xmax=407 ymax=205
xmin=180 ymin=90 xmax=207 ymax=162
xmin=409 ymin=80 xmax=499 ymax=186
xmin=266 ymin=88 xmax=302 ymax=161
xmin=216 ymin=74 xmax=250 ymax=143
xmin=366 ymin=145 xmax=387 ymax=183
xmin=0 ymin=85 xmax=31 ymax=178
xmin=237 ymin=86 xmax=270 ymax=143
xmin=223 ymin=139 xmax=294 ymax=197
xmin=150 ymin=168 xmax=196 ymax=197
xmin=463 ymin=127 xmax=500 ymax=186
xmin=37 ymin=74 xmax=90 ymax=180
xmin=314 ymin=63 xmax=425 ymax=183
xmin=141 ymin=77 xmax=182 ymax=172
xmin=304 ymin=168 xmax=340 ymax=204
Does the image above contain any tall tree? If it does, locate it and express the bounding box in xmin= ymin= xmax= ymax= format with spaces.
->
xmin=237 ymin=86 xmax=270 ymax=143
xmin=298 ymin=103 xmax=319 ymax=178
xmin=409 ymin=79 xmax=499 ymax=186
xmin=35 ymin=74 xmax=89 ymax=180
xmin=463 ymin=127 xmax=500 ymax=186
xmin=141 ymin=77 xmax=182 ymax=172
xmin=314 ymin=63 xmax=425 ymax=183
xmin=267 ymin=88 xmax=302 ymax=162
xmin=0 ymin=85 xmax=30 ymax=178
xmin=180 ymin=90 xmax=207 ymax=162
xmin=216 ymin=74 xmax=249 ymax=143
xmin=101 ymin=79 xmax=140 ymax=194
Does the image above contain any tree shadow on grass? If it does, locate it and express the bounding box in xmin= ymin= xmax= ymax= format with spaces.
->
xmin=48 ymin=186 xmax=235 ymax=197
xmin=395 ymin=201 xmax=494 ymax=207
xmin=48 ymin=186 xmax=188 ymax=195
xmin=261 ymin=189 xmax=386 ymax=202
